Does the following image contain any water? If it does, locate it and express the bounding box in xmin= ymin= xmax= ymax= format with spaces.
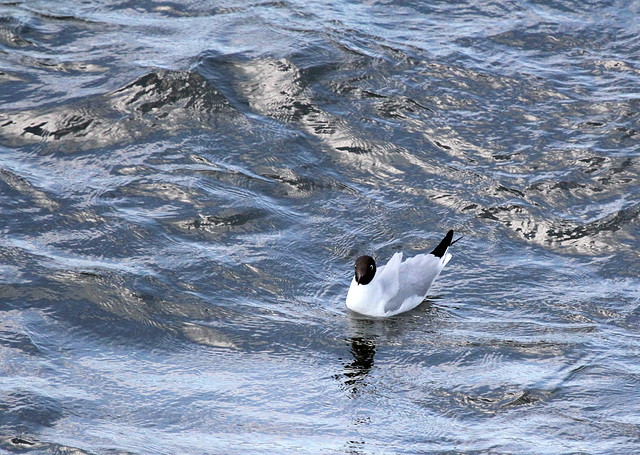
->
xmin=1 ymin=0 xmax=639 ymax=453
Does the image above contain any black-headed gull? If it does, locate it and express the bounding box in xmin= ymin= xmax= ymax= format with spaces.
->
xmin=346 ymin=230 xmax=460 ymax=317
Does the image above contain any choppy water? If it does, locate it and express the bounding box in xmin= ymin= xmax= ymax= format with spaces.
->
xmin=1 ymin=0 xmax=639 ymax=453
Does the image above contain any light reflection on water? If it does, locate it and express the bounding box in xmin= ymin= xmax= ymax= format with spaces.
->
xmin=1 ymin=0 xmax=640 ymax=453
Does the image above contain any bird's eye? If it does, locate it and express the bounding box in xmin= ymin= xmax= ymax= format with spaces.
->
xmin=369 ymin=265 xmax=374 ymax=270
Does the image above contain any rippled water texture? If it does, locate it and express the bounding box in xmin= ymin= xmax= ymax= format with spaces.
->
xmin=1 ymin=0 xmax=639 ymax=453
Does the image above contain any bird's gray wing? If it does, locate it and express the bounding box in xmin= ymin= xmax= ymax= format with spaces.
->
xmin=382 ymin=253 xmax=447 ymax=314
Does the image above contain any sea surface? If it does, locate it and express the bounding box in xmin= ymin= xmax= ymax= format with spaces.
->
xmin=1 ymin=0 xmax=639 ymax=453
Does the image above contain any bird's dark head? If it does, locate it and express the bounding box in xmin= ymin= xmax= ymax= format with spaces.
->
xmin=354 ymin=255 xmax=376 ymax=285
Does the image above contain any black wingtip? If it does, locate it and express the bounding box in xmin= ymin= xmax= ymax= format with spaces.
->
xmin=430 ymin=229 xmax=455 ymax=258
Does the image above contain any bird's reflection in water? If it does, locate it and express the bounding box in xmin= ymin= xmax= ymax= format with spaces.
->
xmin=343 ymin=334 xmax=377 ymax=389
xmin=339 ymin=303 xmax=442 ymax=396
xmin=339 ymin=315 xmax=396 ymax=396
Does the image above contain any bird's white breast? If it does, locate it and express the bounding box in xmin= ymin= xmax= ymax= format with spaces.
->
xmin=346 ymin=277 xmax=386 ymax=317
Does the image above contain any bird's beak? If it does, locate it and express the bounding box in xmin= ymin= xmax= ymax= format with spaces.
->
xmin=356 ymin=275 xmax=361 ymax=285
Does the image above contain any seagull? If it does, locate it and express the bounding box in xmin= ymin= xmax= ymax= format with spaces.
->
xmin=346 ymin=230 xmax=460 ymax=317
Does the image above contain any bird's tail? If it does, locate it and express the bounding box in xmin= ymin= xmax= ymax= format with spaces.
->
xmin=430 ymin=230 xmax=462 ymax=258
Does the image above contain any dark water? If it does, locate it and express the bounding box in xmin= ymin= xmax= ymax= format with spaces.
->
xmin=1 ymin=0 xmax=639 ymax=453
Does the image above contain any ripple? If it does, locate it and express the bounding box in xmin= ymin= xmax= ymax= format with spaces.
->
xmin=1 ymin=0 xmax=640 ymax=453
xmin=0 ymin=69 xmax=241 ymax=152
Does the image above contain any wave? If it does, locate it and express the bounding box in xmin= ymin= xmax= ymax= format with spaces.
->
xmin=0 ymin=69 xmax=241 ymax=152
